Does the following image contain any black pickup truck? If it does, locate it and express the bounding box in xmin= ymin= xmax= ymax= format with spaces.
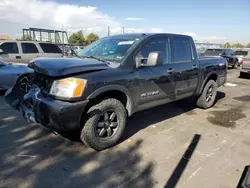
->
xmin=5 ymin=33 xmax=227 ymax=150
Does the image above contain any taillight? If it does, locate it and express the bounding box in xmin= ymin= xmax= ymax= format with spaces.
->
xmin=240 ymin=60 xmax=243 ymax=65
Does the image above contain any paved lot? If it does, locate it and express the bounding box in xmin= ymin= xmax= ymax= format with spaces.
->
xmin=0 ymin=69 xmax=250 ymax=188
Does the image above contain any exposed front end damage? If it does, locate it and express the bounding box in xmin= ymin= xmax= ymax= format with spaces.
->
xmin=5 ymin=73 xmax=89 ymax=131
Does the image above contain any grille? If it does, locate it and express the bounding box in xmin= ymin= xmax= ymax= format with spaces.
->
xmin=34 ymin=72 xmax=53 ymax=96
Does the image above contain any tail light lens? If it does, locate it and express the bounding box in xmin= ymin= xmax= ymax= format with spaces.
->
xmin=240 ymin=60 xmax=243 ymax=65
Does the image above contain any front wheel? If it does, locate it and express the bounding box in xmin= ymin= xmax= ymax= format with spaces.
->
xmin=197 ymin=80 xmax=218 ymax=109
xmin=80 ymin=98 xmax=127 ymax=151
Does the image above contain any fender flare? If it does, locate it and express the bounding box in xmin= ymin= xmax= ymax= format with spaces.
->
xmin=87 ymin=85 xmax=134 ymax=116
xmin=198 ymin=72 xmax=218 ymax=95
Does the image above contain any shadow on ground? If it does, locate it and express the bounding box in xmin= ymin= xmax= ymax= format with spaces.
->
xmin=0 ymin=110 xmax=155 ymax=188
xmin=164 ymin=134 xmax=201 ymax=188
xmin=0 ymin=91 xmax=225 ymax=187
xmin=121 ymin=91 xmax=225 ymax=141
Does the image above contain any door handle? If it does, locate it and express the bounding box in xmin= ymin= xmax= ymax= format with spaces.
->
xmin=16 ymin=56 xmax=21 ymax=59
xmin=167 ymin=68 xmax=175 ymax=73
xmin=192 ymin=64 xmax=197 ymax=68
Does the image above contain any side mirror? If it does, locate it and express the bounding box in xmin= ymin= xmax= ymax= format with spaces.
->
xmin=147 ymin=52 xmax=163 ymax=66
xmin=0 ymin=49 xmax=4 ymax=54
xmin=136 ymin=52 xmax=163 ymax=68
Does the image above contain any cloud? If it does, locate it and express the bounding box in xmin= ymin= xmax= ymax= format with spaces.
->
xmin=180 ymin=32 xmax=226 ymax=43
xmin=125 ymin=17 xmax=144 ymax=21
xmin=0 ymin=0 xmax=120 ymax=37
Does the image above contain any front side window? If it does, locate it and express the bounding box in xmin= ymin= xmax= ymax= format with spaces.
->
xmin=0 ymin=42 xmax=19 ymax=54
xmin=136 ymin=37 xmax=169 ymax=64
xmin=39 ymin=43 xmax=62 ymax=53
xmin=78 ymin=36 xmax=141 ymax=63
xmin=171 ymin=37 xmax=192 ymax=62
xmin=21 ymin=43 xmax=39 ymax=54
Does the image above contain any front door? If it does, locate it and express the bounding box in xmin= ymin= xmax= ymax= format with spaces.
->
xmin=169 ymin=36 xmax=199 ymax=99
xmin=135 ymin=37 xmax=176 ymax=111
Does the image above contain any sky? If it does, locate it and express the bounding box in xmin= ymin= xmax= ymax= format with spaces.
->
xmin=0 ymin=0 xmax=249 ymax=44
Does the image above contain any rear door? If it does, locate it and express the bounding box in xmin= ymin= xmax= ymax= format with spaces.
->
xmin=0 ymin=42 xmax=22 ymax=63
xmin=136 ymin=36 xmax=176 ymax=110
xmin=20 ymin=42 xmax=40 ymax=63
xmin=39 ymin=43 xmax=63 ymax=58
xmin=169 ymin=36 xmax=199 ymax=99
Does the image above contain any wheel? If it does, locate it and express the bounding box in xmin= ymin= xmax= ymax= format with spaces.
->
xmin=80 ymin=98 xmax=127 ymax=151
xmin=16 ymin=74 xmax=32 ymax=92
xmin=232 ymin=61 xmax=238 ymax=69
xmin=240 ymin=72 xmax=248 ymax=78
xmin=197 ymin=80 xmax=218 ymax=109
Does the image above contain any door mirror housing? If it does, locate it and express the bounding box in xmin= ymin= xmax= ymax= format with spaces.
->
xmin=0 ymin=49 xmax=4 ymax=54
xmin=136 ymin=52 xmax=163 ymax=68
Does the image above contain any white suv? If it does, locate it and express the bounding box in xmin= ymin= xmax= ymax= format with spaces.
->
xmin=0 ymin=40 xmax=63 ymax=64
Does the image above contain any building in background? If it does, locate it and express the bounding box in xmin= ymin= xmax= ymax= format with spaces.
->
xmin=0 ymin=35 xmax=11 ymax=41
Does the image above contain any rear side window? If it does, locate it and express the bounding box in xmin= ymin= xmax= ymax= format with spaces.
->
xmin=171 ymin=37 xmax=192 ymax=62
xmin=21 ymin=43 xmax=39 ymax=53
xmin=0 ymin=42 xmax=19 ymax=54
xmin=39 ymin=43 xmax=62 ymax=53
xmin=235 ymin=51 xmax=248 ymax=56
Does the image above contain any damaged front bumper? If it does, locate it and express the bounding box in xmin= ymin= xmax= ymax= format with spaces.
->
xmin=5 ymin=84 xmax=88 ymax=131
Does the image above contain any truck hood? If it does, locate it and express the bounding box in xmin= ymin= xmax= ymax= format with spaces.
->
xmin=28 ymin=57 xmax=110 ymax=77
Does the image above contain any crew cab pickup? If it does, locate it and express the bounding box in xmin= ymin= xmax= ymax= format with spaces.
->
xmin=5 ymin=33 xmax=227 ymax=151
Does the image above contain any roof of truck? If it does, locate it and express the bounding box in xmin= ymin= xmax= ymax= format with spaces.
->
xmin=107 ymin=33 xmax=192 ymax=38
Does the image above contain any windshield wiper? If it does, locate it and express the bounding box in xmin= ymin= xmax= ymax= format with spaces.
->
xmin=80 ymin=55 xmax=110 ymax=65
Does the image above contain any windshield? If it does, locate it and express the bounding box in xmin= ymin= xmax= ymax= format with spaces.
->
xmin=204 ymin=49 xmax=222 ymax=56
xmin=0 ymin=60 xmax=6 ymax=66
xmin=77 ymin=36 xmax=140 ymax=63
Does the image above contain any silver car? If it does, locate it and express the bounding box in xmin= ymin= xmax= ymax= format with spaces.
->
xmin=0 ymin=61 xmax=33 ymax=89
xmin=240 ymin=54 xmax=250 ymax=78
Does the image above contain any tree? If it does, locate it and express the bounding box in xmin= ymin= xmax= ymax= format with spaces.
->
xmin=231 ymin=43 xmax=244 ymax=48
xmin=86 ymin=33 xmax=99 ymax=45
xmin=223 ymin=42 xmax=231 ymax=48
xmin=245 ymin=43 xmax=250 ymax=48
xmin=22 ymin=34 xmax=31 ymax=40
xmin=68 ymin=30 xmax=85 ymax=46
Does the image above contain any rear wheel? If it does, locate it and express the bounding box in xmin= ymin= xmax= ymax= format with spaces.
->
xmin=197 ymin=80 xmax=218 ymax=109
xmin=80 ymin=98 xmax=127 ymax=151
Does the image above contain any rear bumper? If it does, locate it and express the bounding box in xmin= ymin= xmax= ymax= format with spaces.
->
xmin=240 ymin=68 xmax=250 ymax=74
xmin=5 ymin=85 xmax=88 ymax=131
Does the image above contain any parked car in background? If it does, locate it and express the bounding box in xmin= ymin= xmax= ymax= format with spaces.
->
xmin=71 ymin=46 xmax=83 ymax=53
xmin=240 ymin=54 xmax=250 ymax=78
xmin=234 ymin=50 xmax=249 ymax=65
xmin=0 ymin=61 xmax=33 ymax=89
xmin=5 ymin=33 xmax=227 ymax=151
xmin=204 ymin=48 xmax=238 ymax=68
xmin=0 ymin=40 xmax=63 ymax=64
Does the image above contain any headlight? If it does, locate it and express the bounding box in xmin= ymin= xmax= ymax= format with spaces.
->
xmin=50 ymin=77 xmax=87 ymax=98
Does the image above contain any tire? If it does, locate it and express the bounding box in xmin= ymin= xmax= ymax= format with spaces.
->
xmin=16 ymin=74 xmax=33 ymax=92
xmin=197 ymin=80 xmax=218 ymax=109
xmin=80 ymin=98 xmax=127 ymax=151
xmin=240 ymin=72 xmax=248 ymax=78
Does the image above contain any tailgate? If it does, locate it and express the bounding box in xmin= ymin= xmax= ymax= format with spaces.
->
xmin=242 ymin=57 xmax=250 ymax=69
